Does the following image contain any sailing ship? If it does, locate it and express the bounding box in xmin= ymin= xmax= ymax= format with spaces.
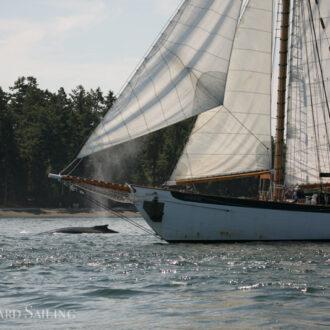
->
xmin=49 ymin=0 xmax=330 ymax=241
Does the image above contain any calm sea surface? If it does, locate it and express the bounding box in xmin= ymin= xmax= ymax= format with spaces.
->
xmin=0 ymin=216 xmax=329 ymax=329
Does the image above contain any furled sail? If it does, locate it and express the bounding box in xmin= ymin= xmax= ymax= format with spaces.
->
xmin=170 ymin=0 xmax=273 ymax=182
xmin=78 ymin=0 xmax=243 ymax=158
xmin=285 ymin=0 xmax=330 ymax=186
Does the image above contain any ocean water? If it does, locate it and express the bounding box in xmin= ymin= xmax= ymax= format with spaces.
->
xmin=0 ymin=217 xmax=329 ymax=329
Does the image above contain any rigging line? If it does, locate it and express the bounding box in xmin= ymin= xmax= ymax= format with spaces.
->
xmin=114 ymin=0 xmax=186 ymax=99
xmin=310 ymin=6 xmax=330 ymax=170
xmin=272 ymin=0 xmax=282 ymax=73
xmin=70 ymin=91 xmax=120 ymax=160
xmin=315 ymin=0 xmax=330 ymax=51
xmin=222 ymin=106 xmax=270 ymax=151
xmin=290 ymin=1 xmax=306 ymax=185
xmin=307 ymin=0 xmax=330 ymax=120
xmin=272 ymin=0 xmax=282 ymax=169
xmin=303 ymin=3 xmax=323 ymax=188
xmin=291 ymin=1 xmax=301 ymax=184
xmin=60 ymin=158 xmax=79 ymax=175
xmin=66 ymin=158 xmax=83 ymax=176
xmin=81 ymin=190 xmax=162 ymax=239
xmin=66 ymin=183 xmax=152 ymax=233
xmin=306 ymin=3 xmax=330 ymax=168
xmin=310 ymin=45 xmax=330 ymax=169
xmin=60 ymin=129 xmax=92 ymax=173
xmin=178 ymin=107 xmax=218 ymax=136
xmin=307 ymin=1 xmax=330 ymax=168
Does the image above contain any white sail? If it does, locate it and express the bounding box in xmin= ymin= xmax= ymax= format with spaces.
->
xmin=78 ymin=0 xmax=243 ymax=158
xmin=171 ymin=0 xmax=273 ymax=181
xmin=285 ymin=0 xmax=330 ymax=186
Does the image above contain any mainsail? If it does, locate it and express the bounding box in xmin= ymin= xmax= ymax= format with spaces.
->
xmin=78 ymin=0 xmax=243 ymax=158
xmin=171 ymin=0 xmax=273 ymax=181
xmin=286 ymin=0 xmax=330 ymax=186
xmin=76 ymin=0 xmax=329 ymax=189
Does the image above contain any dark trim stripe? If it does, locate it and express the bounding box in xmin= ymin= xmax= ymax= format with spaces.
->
xmin=170 ymin=191 xmax=330 ymax=213
xmin=167 ymin=239 xmax=330 ymax=243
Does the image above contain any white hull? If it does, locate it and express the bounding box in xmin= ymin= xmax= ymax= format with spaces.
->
xmin=132 ymin=186 xmax=330 ymax=242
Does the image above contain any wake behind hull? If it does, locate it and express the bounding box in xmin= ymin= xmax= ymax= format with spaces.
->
xmin=132 ymin=186 xmax=330 ymax=242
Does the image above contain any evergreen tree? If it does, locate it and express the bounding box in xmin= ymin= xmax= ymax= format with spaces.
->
xmin=0 ymin=87 xmax=15 ymax=205
xmin=0 ymin=76 xmax=262 ymax=207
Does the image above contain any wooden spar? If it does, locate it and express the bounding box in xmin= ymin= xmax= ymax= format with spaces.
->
xmin=274 ymin=0 xmax=291 ymax=201
xmin=61 ymin=175 xmax=131 ymax=193
xmin=299 ymin=183 xmax=330 ymax=191
xmin=168 ymin=170 xmax=271 ymax=186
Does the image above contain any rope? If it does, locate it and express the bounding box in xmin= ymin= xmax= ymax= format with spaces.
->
xmin=223 ymin=106 xmax=270 ymax=152
xmin=306 ymin=0 xmax=330 ymax=169
xmin=67 ymin=158 xmax=83 ymax=176
xmin=287 ymin=0 xmax=296 ymax=184
xmin=60 ymin=158 xmax=79 ymax=175
xmin=307 ymin=0 xmax=330 ymax=120
xmin=73 ymin=185 xmax=163 ymax=241
xmin=304 ymin=2 xmax=324 ymax=190
xmin=287 ymin=1 xmax=330 ymax=187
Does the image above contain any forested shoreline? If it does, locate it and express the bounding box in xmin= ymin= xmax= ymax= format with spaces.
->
xmin=0 ymin=76 xmax=260 ymax=207
xmin=0 ymin=77 xmax=112 ymax=206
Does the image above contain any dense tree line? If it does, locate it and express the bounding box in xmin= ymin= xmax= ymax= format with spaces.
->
xmin=0 ymin=77 xmax=115 ymax=206
xmin=0 ymin=77 xmax=196 ymax=207
xmin=0 ymin=77 xmax=260 ymax=208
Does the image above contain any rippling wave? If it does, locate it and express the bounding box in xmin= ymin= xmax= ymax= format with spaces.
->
xmin=0 ymin=217 xmax=329 ymax=329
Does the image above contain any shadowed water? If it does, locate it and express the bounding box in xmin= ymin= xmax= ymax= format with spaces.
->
xmin=0 ymin=217 xmax=329 ymax=329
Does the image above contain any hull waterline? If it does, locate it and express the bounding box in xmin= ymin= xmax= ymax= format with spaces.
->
xmin=132 ymin=186 xmax=330 ymax=242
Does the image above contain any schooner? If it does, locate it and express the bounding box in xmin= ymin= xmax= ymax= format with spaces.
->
xmin=50 ymin=0 xmax=330 ymax=242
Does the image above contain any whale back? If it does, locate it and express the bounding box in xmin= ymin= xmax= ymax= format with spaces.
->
xmin=43 ymin=224 xmax=118 ymax=234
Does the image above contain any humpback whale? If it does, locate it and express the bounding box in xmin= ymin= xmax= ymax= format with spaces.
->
xmin=44 ymin=225 xmax=118 ymax=234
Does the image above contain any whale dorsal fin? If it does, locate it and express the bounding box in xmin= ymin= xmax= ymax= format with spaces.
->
xmin=93 ymin=225 xmax=108 ymax=230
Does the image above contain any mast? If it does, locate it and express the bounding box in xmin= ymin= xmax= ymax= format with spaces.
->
xmin=274 ymin=0 xmax=291 ymax=201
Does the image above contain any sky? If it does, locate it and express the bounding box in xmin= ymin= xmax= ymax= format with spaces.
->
xmin=0 ymin=0 xmax=181 ymax=94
